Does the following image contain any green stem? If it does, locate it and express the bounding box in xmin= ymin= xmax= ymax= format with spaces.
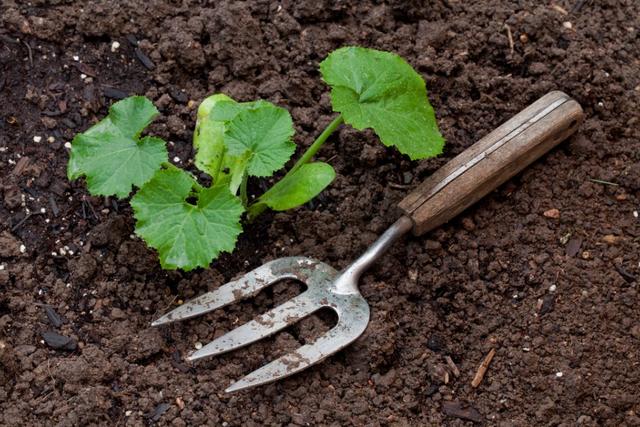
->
xmin=240 ymin=172 xmax=248 ymax=207
xmin=288 ymin=114 xmax=343 ymax=175
xmin=247 ymin=113 xmax=343 ymax=220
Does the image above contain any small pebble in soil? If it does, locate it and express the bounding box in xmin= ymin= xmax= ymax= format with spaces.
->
xmin=19 ymin=244 xmax=26 ymax=253
xmin=47 ymin=136 xmax=54 ymax=143
xmin=633 ymin=211 xmax=638 ymax=218
xmin=556 ymin=371 xmax=563 ymax=378
xmin=42 ymin=331 xmax=77 ymax=351
xmin=125 ymin=410 xmax=132 ymax=417
xmin=33 ymin=135 xmax=42 ymax=143
xmin=543 ymin=208 xmax=560 ymax=218
xmin=111 ymin=41 xmax=120 ymax=52
xmin=72 ymin=55 xmax=79 ymax=61
xmin=562 ymin=21 xmax=573 ymax=29
xmin=549 ymin=284 xmax=557 ymax=292
xmin=64 ymin=142 xmax=71 ymax=149
xmin=194 ymin=342 xmax=203 ymax=350
xmin=173 ymin=156 xmax=181 ymax=163
xmin=169 ymin=88 xmax=189 ymax=104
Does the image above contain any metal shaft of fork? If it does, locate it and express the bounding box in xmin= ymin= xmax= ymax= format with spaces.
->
xmin=332 ymin=216 xmax=414 ymax=295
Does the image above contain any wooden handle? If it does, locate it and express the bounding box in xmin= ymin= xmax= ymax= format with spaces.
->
xmin=398 ymin=91 xmax=584 ymax=236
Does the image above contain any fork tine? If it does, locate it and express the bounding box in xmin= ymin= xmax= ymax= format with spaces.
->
xmin=225 ymin=296 xmax=370 ymax=393
xmin=224 ymin=322 xmax=361 ymax=393
xmin=151 ymin=260 xmax=302 ymax=326
xmin=187 ymin=292 xmax=316 ymax=361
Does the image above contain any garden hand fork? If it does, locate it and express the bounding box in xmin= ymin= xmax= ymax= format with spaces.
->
xmin=152 ymin=91 xmax=583 ymax=392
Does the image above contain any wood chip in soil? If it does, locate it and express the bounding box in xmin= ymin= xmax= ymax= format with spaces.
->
xmin=146 ymin=402 xmax=170 ymax=422
xmin=103 ymin=86 xmax=128 ymax=100
xmin=539 ymin=294 xmax=556 ymax=315
xmin=134 ymin=48 xmax=155 ymax=70
xmin=42 ymin=331 xmax=77 ymax=351
xmin=565 ymin=237 xmax=582 ymax=257
xmin=43 ymin=305 xmax=63 ymax=327
xmin=442 ymin=400 xmax=483 ymax=423
xmin=614 ymin=264 xmax=636 ymax=283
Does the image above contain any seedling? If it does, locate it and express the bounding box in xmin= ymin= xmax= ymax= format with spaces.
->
xmin=68 ymin=46 xmax=444 ymax=270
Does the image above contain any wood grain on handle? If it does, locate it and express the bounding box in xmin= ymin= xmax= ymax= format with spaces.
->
xmin=398 ymin=91 xmax=584 ymax=236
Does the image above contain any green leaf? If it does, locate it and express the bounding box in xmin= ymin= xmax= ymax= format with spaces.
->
xmin=251 ymin=162 xmax=335 ymax=214
xmin=194 ymin=96 xmax=287 ymax=193
xmin=131 ymin=167 xmax=244 ymax=271
xmin=67 ymin=96 xmax=167 ymax=198
xmin=193 ymin=94 xmax=234 ymax=180
xmin=224 ymin=103 xmax=295 ymax=177
xmin=319 ymin=46 xmax=444 ymax=160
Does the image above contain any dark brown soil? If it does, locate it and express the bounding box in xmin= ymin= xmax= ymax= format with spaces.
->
xmin=1 ymin=0 xmax=639 ymax=425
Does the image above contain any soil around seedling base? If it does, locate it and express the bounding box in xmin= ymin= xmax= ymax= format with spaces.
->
xmin=1 ymin=0 xmax=639 ymax=425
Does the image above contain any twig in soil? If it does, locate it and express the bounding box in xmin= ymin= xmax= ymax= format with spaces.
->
xmin=0 ymin=34 xmax=20 ymax=45
xmin=550 ymin=4 xmax=569 ymax=15
xmin=48 ymin=195 xmax=60 ymax=217
xmin=11 ymin=212 xmax=44 ymax=232
xmin=20 ymin=39 xmax=33 ymax=68
xmin=471 ymin=348 xmax=496 ymax=388
xmin=504 ymin=24 xmax=514 ymax=55
xmin=571 ymin=0 xmax=588 ymax=14
xmin=388 ymin=182 xmax=413 ymax=190
xmin=82 ymin=197 xmax=99 ymax=220
xmin=445 ymin=355 xmax=460 ymax=377
xmin=589 ymin=178 xmax=619 ymax=187
xmin=614 ymin=264 xmax=636 ymax=283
